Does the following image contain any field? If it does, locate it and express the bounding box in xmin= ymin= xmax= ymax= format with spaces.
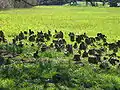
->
xmin=0 ymin=6 xmax=120 ymax=89
xmin=0 ymin=6 xmax=120 ymax=41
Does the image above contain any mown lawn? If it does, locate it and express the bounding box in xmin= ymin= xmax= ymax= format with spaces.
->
xmin=0 ymin=6 xmax=120 ymax=89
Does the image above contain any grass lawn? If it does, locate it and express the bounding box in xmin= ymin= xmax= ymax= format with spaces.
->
xmin=0 ymin=6 xmax=120 ymax=89
xmin=0 ymin=6 xmax=120 ymax=41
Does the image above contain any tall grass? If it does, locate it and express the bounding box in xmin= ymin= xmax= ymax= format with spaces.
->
xmin=0 ymin=6 xmax=120 ymax=89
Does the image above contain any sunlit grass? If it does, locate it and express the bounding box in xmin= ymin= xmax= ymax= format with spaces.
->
xmin=0 ymin=6 xmax=120 ymax=41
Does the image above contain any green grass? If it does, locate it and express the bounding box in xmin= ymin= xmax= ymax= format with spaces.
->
xmin=0 ymin=6 xmax=120 ymax=41
xmin=1 ymin=6 xmax=120 ymax=89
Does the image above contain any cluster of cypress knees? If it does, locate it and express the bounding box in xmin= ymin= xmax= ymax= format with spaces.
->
xmin=0 ymin=29 xmax=120 ymax=70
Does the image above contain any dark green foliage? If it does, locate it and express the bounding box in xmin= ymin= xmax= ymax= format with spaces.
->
xmin=39 ymin=0 xmax=68 ymax=5
xmin=1 ymin=30 xmax=120 ymax=89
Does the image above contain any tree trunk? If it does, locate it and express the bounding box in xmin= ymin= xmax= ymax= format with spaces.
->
xmin=0 ymin=0 xmax=12 ymax=9
xmin=0 ymin=0 xmax=38 ymax=9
